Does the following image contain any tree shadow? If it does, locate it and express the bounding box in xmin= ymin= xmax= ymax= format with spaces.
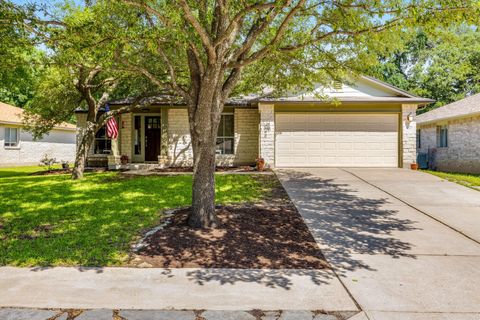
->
xmin=276 ymin=169 xmax=419 ymax=276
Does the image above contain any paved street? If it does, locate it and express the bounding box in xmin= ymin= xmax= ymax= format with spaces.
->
xmin=0 ymin=308 xmax=362 ymax=320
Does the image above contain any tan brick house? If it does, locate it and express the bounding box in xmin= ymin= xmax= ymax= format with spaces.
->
xmin=75 ymin=76 xmax=432 ymax=169
xmin=416 ymin=93 xmax=480 ymax=173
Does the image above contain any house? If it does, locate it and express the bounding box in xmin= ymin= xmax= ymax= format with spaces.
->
xmin=416 ymin=93 xmax=480 ymax=173
xmin=0 ymin=102 xmax=76 ymax=166
xmin=75 ymin=76 xmax=433 ymax=169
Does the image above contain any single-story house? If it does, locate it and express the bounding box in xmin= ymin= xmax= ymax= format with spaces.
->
xmin=75 ymin=76 xmax=433 ymax=169
xmin=0 ymin=102 xmax=76 ymax=166
xmin=416 ymin=93 xmax=480 ymax=173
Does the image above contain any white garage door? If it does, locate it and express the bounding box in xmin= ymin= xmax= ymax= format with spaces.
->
xmin=275 ymin=113 xmax=398 ymax=167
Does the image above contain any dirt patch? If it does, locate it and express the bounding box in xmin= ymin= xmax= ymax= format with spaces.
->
xmin=130 ymin=176 xmax=327 ymax=269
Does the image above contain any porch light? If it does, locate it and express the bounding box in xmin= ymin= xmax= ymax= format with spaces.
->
xmin=407 ymin=113 xmax=414 ymax=122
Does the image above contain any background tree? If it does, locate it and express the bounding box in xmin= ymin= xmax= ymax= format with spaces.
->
xmin=108 ymin=0 xmax=478 ymax=228
xmin=10 ymin=2 xmax=155 ymax=179
xmin=0 ymin=0 xmax=45 ymax=107
xmin=370 ymin=26 xmax=480 ymax=112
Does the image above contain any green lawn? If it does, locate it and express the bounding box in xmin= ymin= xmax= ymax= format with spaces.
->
xmin=0 ymin=165 xmax=63 ymax=178
xmin=424 ymin=170 xmax=480 ymax=189
xmin=0 ymin=168 xmax=264 ymax=267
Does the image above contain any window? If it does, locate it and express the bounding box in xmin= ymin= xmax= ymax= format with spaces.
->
xmin=416 ymin=129 xmax=421 ymax=149
xmin=4 ymin=127 xmax=19 ymax=147
xmin=146 ymin=117 xmax=160 ymax=129
xmin=94 ymin=126 xmax=111 ymax=154
xmin=436 ymin=125 xmax=448 ymax=148
xmin=134 ymin=116 xmax=141 ymax=155
xmin=216 ymin=114 xmax=234 ymax=155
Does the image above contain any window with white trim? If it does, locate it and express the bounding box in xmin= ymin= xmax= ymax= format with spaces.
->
xmin=94 ymin=126 xmax=112 ymax=154
xmin=216 ymin=114 xmax=234 ymax=155
xmin=4 ymin=127 xmax=19 ymax=147
xmin=436 ymin=125 xmax=448 ymax=148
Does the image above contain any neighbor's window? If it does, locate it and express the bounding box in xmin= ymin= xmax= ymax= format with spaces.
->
xmin=436 ymin=125 xmax=448 ymax=148
xmin=416 ymin=129 xmax=421 ymax=149
xmin=4 ymin=127 xmax=19 ymax=147
xmin=134 ymin=116 xmax=141 ymax=155
xmin=94 ymin=126 xmax=111 ymax=154
xmin=216 ymin=114 xmax=234 ymax=155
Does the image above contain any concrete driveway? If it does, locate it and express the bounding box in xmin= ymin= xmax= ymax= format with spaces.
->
xmin=276 ymin=168 xmax=480 ymax=320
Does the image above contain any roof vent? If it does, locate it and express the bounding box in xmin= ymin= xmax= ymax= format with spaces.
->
xmin=333 ymin=81 xmax=343 ymax=91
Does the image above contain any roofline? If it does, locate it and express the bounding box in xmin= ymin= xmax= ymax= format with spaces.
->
xmin=0 ymin=120 xmax=76 ymax=131
xmin=258 ymin=98 xmax=435 ymax=105
xmin=417 ymin=111 xmax=480 ymax=126
xmin=360 ymin=75 xmax=423 ymax=99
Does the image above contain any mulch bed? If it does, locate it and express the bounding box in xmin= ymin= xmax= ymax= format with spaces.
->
xmin=153 ymin=165 xmax=265 ymax=173
xmin=130 ymin=177 xmax=328 ymax=269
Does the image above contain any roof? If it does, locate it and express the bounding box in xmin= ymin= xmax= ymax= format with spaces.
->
xmin=78 ymin=75 xmax=433 ymax=111
xmin=416 ymin=93 xmax=480 ymax=125
xmin=0 ymin=102 xmax=76 ymax=131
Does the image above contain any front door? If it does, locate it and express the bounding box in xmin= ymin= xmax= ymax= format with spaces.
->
xmin=145 ymin=116 xmax=161 ymax=161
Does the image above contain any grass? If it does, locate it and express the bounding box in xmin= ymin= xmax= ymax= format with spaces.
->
xmin=0 ymin=165 xmax=63 ymax=178
xmin=0 ymin=167 xmax=265 ymax=267
xmin=423 ymin=170 xmax=480 ymax=189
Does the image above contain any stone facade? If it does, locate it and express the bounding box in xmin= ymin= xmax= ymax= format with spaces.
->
xmin=418 ymin=115 xmax=480 ymax=173
xmin=402 ymin=104 xmax=418 ymax=167
xmin=258 ymin=104 xmax=275 ymax=167
xmin=164 ymin=108 xmax=259 ymax=167
xmin=119 ymin=113 xmax=132 ymax=159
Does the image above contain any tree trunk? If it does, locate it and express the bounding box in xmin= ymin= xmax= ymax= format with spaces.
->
xmin=72 ymin=122 xmax=95 ymax=180
xmin=187 ymin=82 xmax=224 ymax=228
xmin=189 ymin=139 xmax=218 ymax=228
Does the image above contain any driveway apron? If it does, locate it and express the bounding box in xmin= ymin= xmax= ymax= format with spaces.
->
xmin=276 ymin=168 xmax=480 ymax=319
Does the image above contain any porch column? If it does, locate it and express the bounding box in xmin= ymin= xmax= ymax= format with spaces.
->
xmin=402 ymin=104 xmax=418 ymax=168
xmin=258 ymin=103 xmax=275 ymax=168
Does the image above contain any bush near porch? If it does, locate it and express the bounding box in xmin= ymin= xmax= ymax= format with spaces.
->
xmin=0 ymin=168 xmax=263 ymax=267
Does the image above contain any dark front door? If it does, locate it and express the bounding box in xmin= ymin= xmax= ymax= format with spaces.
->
xmin=145 ymin=116 xmax=161 ymax=161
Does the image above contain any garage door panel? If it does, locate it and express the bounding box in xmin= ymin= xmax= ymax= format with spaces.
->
xmin=275 ymin=113 xmax=398 ymax=167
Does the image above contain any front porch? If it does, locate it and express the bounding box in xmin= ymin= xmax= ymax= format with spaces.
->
xmin=76 ymin=106 xmax=260 ymax=169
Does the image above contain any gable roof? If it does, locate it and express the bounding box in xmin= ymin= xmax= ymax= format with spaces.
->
xmin=416 ymin=93 xmax=480 ymax=125
xmin=0 ymin=102 xmax=76 ymax=131
xmin=101 ymin=75 xmax=433 ymax=108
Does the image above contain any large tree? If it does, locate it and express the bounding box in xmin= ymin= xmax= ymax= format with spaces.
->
xmin=370 ymin=26 xmax=480 ymax=111
xmin=106 ymin=0 xmax=477 ymax=227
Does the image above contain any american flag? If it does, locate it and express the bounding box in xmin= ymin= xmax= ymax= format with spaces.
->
xmin=105 ymin=104 xmax=118 ymax=139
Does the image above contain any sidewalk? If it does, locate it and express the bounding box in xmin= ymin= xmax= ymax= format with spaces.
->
xmin=0 ymin=267 xmax=357 ymax=311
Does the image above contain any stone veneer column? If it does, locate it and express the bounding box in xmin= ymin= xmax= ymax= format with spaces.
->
xmin=258 ymin=103 xmax=275 ymax=168
xmin=402 ymin=104 xmax=418 ymax=167
xmin=120 ymin=113 xmax=132 ymax=159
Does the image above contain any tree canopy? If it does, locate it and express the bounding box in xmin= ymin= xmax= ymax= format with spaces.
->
xmin=370 ymin=26 xmax=480 ymax=111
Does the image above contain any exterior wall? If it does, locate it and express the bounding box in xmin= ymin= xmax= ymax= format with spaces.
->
xmin=258 ymin=104 xmax=275 ymax=167
xmin=167 ymin=109 xmax=193 ymax=166
xmin=0 ymin=124 xmax=76 ymax=166
xmin=402 ymin=104 xmax=418 ymax=167
xmin=165 ymin=108 xmax=259 ymax=167
xmin=418 ymin=115 xmax=480 ymax=173
xmin=120 ymin=113 xmax=132 ymax=159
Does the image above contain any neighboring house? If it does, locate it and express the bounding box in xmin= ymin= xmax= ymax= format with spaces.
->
xmin=0 ymin=102 xmax=76 ymax=166
xmin=75 ymin=76 xmax=433 ymax=169
xmin=416 ymin=93 xmax=480 ymax=173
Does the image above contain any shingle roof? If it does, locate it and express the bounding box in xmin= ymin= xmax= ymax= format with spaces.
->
xmin=416 ymin=93 xmax=480 ymax=125
xmin=0 ymin=102 xmax=76 ymax=130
